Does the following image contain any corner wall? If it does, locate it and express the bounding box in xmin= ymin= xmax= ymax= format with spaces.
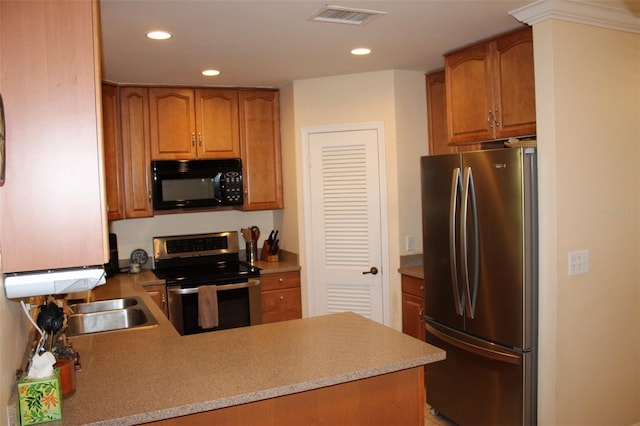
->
xmin=534 ymin=19 xmax=640 ymax=425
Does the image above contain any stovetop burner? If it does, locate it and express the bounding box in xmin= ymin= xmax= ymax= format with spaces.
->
xmin=152 ymin=231 xmax=259 ymax=286
xmin=153 ymin=262 xmax=260 ymax=286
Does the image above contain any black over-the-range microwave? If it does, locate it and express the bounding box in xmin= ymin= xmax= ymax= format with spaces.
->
xmin=151 ymin=159 xmax=244 ymax=210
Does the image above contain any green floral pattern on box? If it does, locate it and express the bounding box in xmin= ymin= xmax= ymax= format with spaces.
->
xmin=17 ymin=369 xmax=62 ymax=425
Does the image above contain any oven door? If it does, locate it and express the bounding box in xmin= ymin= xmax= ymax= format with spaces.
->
xmin=167 ymin=278 xmax=261 ymax=335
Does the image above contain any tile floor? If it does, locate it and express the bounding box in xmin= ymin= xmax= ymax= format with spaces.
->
xmin=424 ymin=403 xmax=457 ymax=426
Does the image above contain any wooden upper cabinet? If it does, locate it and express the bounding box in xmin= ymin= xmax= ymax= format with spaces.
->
xmin=239 ymin=89 xmax=284 ymax=211
xmin=426 ymin=70 xmax=481 ymax=155
xmin=195 ymin=89 xmax=241 ymax=158
xmin=0 ymin=0 xmax=108 ymax=272
xmin=120 ymin=87 xmax=153 ymax=218
xmin=149 ymin=88 xmax=241 ymax=159
xmin=149 ymin=88 xmax=196 ymax=159
xmin=102 ymin=83 xmax=125 ymax=221
xmin=426 ymin=70 xmax=452 ymax=155
xmin=445 ymin=26 xmax=535 ymax=144
xmin=492 ymin=28 xmax=536 ymax=139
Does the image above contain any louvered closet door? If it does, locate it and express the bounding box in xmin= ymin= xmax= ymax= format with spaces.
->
xmin=308 ymin=128 xmax=384 ymax=322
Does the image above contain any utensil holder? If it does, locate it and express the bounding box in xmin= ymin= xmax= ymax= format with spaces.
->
xmin=246 ymin=241 xmax=258 ymax=264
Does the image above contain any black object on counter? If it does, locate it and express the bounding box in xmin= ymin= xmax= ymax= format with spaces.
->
xmin=105 ymin=233 xmax=119 ymax=277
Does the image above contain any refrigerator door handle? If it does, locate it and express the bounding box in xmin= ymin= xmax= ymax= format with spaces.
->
xmin=449 ymin=167 xmax=464 ymax=316
xmin=426 ymin=323 xmax=521 ymax=365
xmin=461 ymin=167 xmax=480 ymax=319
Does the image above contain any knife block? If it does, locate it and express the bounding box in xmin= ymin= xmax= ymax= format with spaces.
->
xmin=261 ymin=243 xmax=279 ymax=262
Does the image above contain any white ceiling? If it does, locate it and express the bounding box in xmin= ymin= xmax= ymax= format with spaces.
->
xmin=98 ymin=0 xmax=632 ymax=89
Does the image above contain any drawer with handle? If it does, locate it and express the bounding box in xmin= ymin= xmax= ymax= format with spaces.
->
xmin=260 ymin=270 xmax=301 ymax=291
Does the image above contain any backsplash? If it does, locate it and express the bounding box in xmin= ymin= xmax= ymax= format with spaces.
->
xmin=110 ymin=209 xmax=276 ymax=266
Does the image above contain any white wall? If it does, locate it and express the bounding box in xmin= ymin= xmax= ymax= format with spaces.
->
xmin=394 ymin=71 xmax=429 ymax=255
xmin=0 ymin=193 xmax=30 ymax=425
xmin=534 ymin=19 xmax=640 ymax=425
xmin=289 ymin=70 xmax=427 ymax=329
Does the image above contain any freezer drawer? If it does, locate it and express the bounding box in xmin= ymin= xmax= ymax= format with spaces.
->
xmin=425 ymin=322 xmax=536 ymax=426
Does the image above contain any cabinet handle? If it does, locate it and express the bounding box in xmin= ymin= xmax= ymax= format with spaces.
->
xmin=487 ymin=110 xmax=494 ymax=128
xmin=278 ymin=278 xmax=284 ymax=283
xmin=494 ymin=108 xmax=500 ymax=127
xmin=280 ymin=295 xmax=285 ymax=301
xmin=420 ymin=286 xmax=424 ymax=291
xmin=198 ymin=132 xmax=202 ymax=147
xmin=419 ymin=308 xmax=424 ymax=321
xmin=161 ymin=294 xmax=166 ymax=310
xmin=191 ymin=132 xmax=196 ymax=146
xmin=148 ymin=191 xmax=152 ymax=203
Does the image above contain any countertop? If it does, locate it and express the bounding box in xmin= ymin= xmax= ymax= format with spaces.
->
xmin=10 ymin=271 xmax=444 ymax=425
xmin=398 ymin=265 xmax=424 ymax=280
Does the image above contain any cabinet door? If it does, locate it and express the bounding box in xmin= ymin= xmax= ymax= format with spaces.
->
xmin=262 ymin=287 xmax=303 ymax=323
xmin=493 ymin=27 xmax=536 ymax=139
xmin=402 ymin=292 xmax=425 ymax=340
xmin=426 ymin=70 xmax=452 ymax=155
xmin=150 ymin=88 xmax=196 ymax=159
xmin=239 ymin=89 xmax=283 ymax=210
xmin=145 ymin=284 xmax=168 ymax=318
xmin=0 ymin=0 xmax=107 ymax=272
xmin=102 ymin=83 xmax=125 ymax=221
xmin=445 ymin=41 xmax=494 ymax=144
xmin=427 ymin=70 xmax=481 ymax=155
xmin=120 ymin=87 xmax=153 ymax=218
xmin=195 ymin=89 xmax=240 ymax=158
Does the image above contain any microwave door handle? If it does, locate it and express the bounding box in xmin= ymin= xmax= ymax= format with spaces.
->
xmin=213 ymin=172 xmax=223 ymax=203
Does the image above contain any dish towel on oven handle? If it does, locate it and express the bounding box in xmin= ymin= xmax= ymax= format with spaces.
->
xmin=198 ymin=285 xmax=219 ymax=329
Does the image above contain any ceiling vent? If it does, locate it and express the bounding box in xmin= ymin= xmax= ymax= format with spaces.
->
xmin=308 ymin=5 xmax=386 ymax=26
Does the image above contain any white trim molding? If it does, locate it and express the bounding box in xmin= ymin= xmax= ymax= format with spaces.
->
xmin=510 ymin=0 xmax=640 ymax=33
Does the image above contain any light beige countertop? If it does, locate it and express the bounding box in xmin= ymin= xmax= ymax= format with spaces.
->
xmin=398 ymin=265 xmax=424 ymax=280
xmin=9 ymin=272 xmax=444 ymax=425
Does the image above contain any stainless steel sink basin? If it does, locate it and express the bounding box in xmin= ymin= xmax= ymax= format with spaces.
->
xmin=69 ymin=297 xmax=139 ymax=314
xmin=66 ymin=297 xmax=157 ymax=336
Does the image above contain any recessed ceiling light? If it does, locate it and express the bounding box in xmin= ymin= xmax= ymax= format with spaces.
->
xmin=202 ymin=69 xmax=221 ymax=77
xmin=146 ymin=31 xmax=172 ymax=40
xmin=351 ymin=48 xmax=371 ymax=56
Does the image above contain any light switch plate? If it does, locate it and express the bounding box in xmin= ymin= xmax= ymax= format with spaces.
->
xmin=568 ymin=249 xmax=589 ymax=276
xmin=405 ymin=235 xmax=415 ymax=252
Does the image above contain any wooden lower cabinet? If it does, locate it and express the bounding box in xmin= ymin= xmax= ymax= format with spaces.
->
xmin=260 ymin=270 xmax=302 ymax=323
xmin=145 ymin=284 xmax=168 ymax=318
xmin=401 ymin=274 xmax=425 ymax=341
xmin=147 ymin=366 xmax=425 ymax=426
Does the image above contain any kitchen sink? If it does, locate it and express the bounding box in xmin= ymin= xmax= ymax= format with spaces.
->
xmin=66 ymin=297 xmax=157 ymax=336
xmin=69 ymin=297 xmax=139 ymax=314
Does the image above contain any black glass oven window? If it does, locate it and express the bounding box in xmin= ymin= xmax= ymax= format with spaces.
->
xmin=162 ymin=178 xmax=215 ymax=202
xmin=179 ymin=287 xmax=250 ymax=335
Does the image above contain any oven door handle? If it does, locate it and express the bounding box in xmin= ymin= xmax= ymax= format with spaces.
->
xmin=168 ymin=279 xmax=259 ymax=295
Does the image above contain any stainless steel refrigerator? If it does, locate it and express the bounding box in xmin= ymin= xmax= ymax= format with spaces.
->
xmin=421 ymin=147 xmax=537 ymax=425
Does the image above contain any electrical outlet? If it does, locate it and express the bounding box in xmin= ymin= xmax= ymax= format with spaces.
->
xmin=405 ymin=235 xmax=415 ymax=252
xmin=568 ymin=249 xmax=589 ymax=276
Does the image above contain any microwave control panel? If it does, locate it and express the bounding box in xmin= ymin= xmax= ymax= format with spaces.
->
xmin=220 ymin=171 xmax=243 ymax=204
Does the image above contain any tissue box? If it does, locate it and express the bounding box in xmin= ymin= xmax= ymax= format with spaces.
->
xmin=17 ymin=369 xmax=62 ymax=425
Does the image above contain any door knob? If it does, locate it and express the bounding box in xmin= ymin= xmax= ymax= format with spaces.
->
xmin=362 ymin=267 xmax=379 ymax=275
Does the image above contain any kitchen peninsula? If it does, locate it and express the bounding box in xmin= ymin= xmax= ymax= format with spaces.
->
xmin=9 ymin=272 xmax=445 ymax=425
